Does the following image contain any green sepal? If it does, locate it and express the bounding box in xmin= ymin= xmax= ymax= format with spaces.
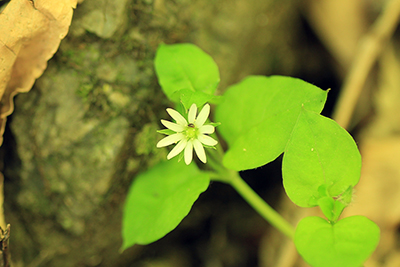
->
xmin=209 ymin=122 xmax=221 ymax=127
xmin=157 ymin=129 xmax=176 ymax=135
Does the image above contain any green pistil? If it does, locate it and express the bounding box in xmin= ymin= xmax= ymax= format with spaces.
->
xmin=185 ymin=126 xmax=198 ymax=140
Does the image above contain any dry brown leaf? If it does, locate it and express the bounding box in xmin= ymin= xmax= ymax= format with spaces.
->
xmin=0 ymin=0 xmax=77 ymax=146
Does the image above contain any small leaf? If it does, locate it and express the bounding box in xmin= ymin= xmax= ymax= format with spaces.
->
xmin=154 ymin=43 xmax=220 ymax=108
xmin=317 ymin=196 xmax=335 ymax=221
xmin=215 ymin=75 xmax=327 ymax=171
xmin=338 ymin=186 xmax=353 ymax=206
xmin=332 ymin=200 xmax=346 ymax=222
xmin=122 ymin=160 xmax=210 ymax=250
xmin=295 ymin=216 xmax=380 ymax=267
xmin=282 ymin=109 xmax=361 ymax=207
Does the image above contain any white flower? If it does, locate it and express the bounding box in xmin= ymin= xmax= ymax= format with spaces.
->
xmin=157 ymin=103 xmax=218 ymax=165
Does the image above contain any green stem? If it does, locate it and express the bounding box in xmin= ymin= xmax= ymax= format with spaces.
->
xmin=207 ymin=135 xmax=294 ymax=238
xmin=227 ymin=171 xmax=295 ymax=239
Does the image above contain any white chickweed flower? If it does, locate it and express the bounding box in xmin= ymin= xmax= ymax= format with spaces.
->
xmin=157 ymin=103 xmax=218 ymax=165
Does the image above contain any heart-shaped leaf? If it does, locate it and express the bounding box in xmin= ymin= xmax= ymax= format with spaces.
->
xmin=295 ymin=216 xmax=380 ymax=267
xmin=122 ymin=160 xmax=210 ymax=250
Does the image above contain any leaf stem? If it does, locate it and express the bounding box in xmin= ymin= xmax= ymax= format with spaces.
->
xmin=227 ymin=171 xmax=295 ymax=240
xmin=207 ymin=137 xmax=294 ymax=238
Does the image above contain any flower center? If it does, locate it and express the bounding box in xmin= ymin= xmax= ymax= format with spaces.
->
xmin=185 ymin=124 xmax=198 ymax=140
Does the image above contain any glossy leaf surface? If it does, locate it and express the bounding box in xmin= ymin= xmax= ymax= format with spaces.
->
xmin=122 ymin=160 xmax=210 ymax=250
xmin=215 ymin=75 xmax=327 ymax=171
xmin=282 ymin=110 xmax=361 ymax=207
xmin=295 ymin=216 xmax=380 ymax=267
xmin=155 ymin=43 xmax=220 ymax=109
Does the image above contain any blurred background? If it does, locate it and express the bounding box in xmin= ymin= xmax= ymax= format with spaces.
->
xmin=1 ymin=0 xmax=400 ymax=266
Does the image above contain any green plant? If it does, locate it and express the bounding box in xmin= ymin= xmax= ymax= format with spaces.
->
xmin=121 ymin=43 xmax=380 ymax=267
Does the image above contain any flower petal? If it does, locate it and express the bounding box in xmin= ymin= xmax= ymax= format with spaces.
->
xmin=188 ymin=104 xmax=197 ymax=124
xmin=161 ymin=120 xmax=185 ymax=132
xmin=198 ymin=134 xmax=218 ymax=146
xmin=199 ymin=125 xmax=215 ymax=134
xmin=156 ymin=133 xmax=184 ymax=148
xmin=193 ymin=139 xmax=206 ymax=163
xmin=167 ymin=139 xmax=187 ymax=160
xmin=195 ymin=104 xmax=210 ymax=127
xmin=184 ymin=140 xmax=193 ymax=165
xmin=167 ymin=108 xmax=188 ymax=126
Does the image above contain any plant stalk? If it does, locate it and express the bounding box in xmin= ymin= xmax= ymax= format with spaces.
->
xmin=227 ymin=171 xmax=295 ymax=240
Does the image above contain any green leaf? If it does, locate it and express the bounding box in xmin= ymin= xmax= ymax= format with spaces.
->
xmin=295 ymin=216 xmax=380 ymax=267
xmin=332 ymin=200 xmax=346 ymax=222
xmin=214 ymin=75 xmax=327 ymax=171
xmin=316 ymin=195 xmax=347 ymax=223
xmin=121 ymin=160 xmax=210 ymax=250
xmin=154 ymin=43 xmax=220 ymax=109
xmin=317 ymin=196 xmax=335 ymax=221
xmin=282 ymin=109 xmax=361 ymax=207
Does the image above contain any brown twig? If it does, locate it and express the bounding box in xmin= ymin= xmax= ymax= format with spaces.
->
xmin=0 ymin=173 xmax=9 ymax=267
xmin=0 ymin=174 xmax=5 ymax=232
xmin=1 ymin=224 xmax=10 ymax=267
xmin=332 ymin=0 xmax=400 ymax=129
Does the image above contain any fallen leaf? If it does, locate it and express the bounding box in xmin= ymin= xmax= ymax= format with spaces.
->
xmin=0 ymin=0 xmax=77 ymax=145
